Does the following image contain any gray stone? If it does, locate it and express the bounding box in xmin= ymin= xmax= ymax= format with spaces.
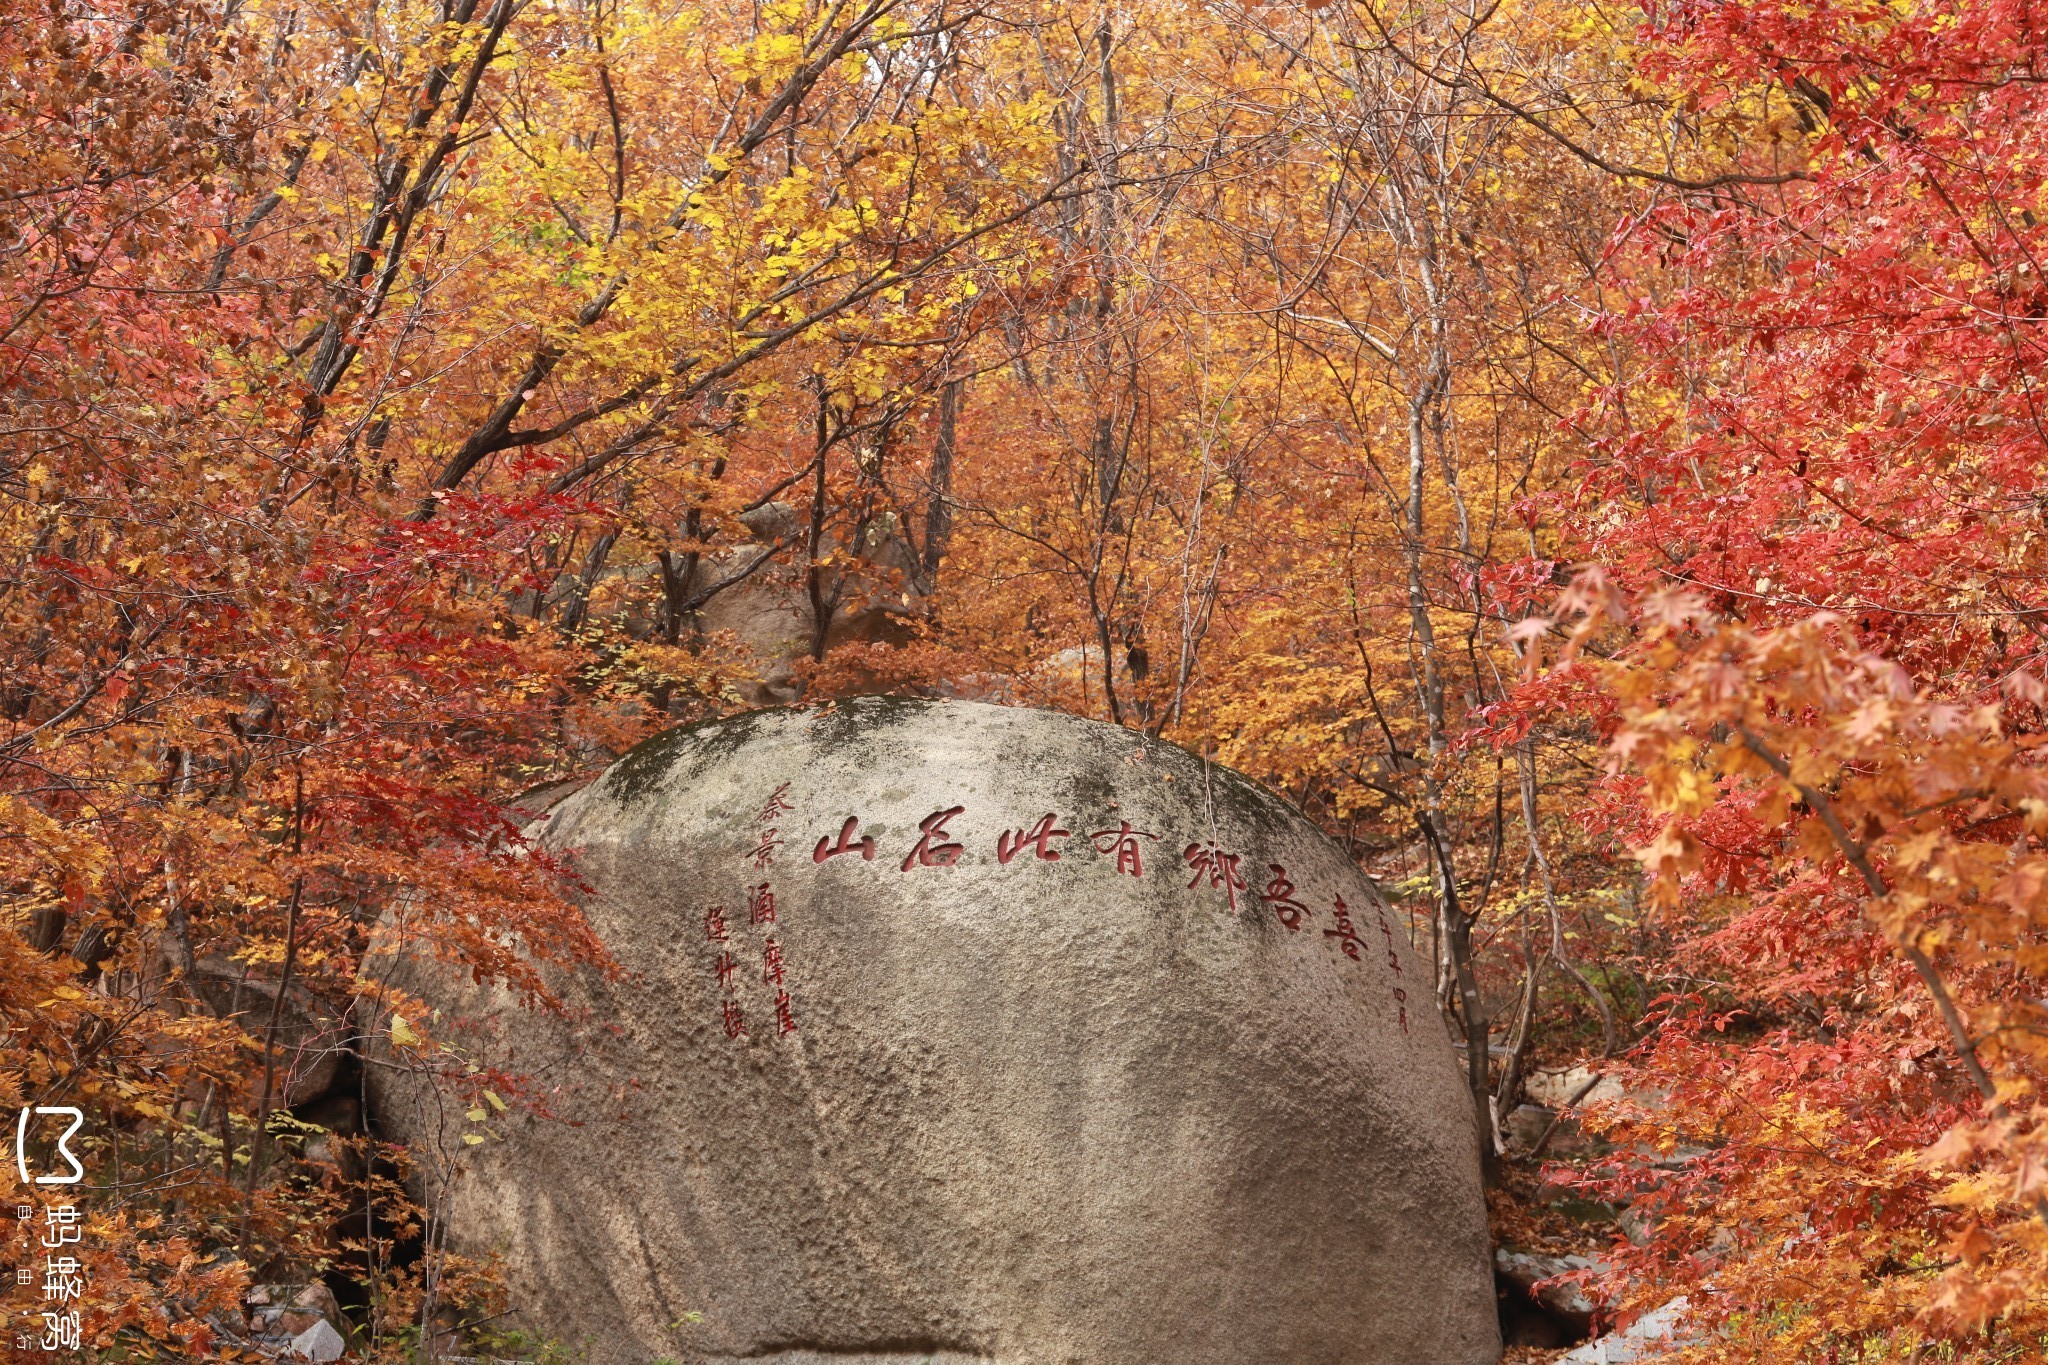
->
xmin=187 ymin=961 xmax=345 ymax=1106
xmin=1559 ymin=1295 xmax=1691 ymax=1363
xmin=372 ymin=699 xmax=1497 ymax=1364
xmin=1523 ymin=1065 xmax=1625 ymax=1111
xmin=1495 ymin=1249 xmax=1600 ymax=1333
xmin=288 ymin=1317 xmax=346 ymax=1362
xmin=692 ymin=506 xmax=926 ymax=705
xmin=1503 ymin=1102 xmax=1555 ymax=1152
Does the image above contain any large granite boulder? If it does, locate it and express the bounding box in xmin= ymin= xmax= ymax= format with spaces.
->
xmin=373 ymin=699 xmax=1497 ymax=1364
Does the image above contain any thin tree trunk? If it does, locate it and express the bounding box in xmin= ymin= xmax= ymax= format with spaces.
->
xmin=1519 ymin=738 xmax=1619 ymax=1055
xmin=560 ymin=527 xmax=619 ymax=633
xmin=1422 ymin=811 xmax=1495 ymax=1182
xmin=921 ymin=378 xmax=961 ymax=591
xmin=807 ymin=397 xmax=832 ymax=663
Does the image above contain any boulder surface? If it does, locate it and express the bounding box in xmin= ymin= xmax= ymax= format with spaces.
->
xmin=374 ymin=698 xmax=1498 ymax=1364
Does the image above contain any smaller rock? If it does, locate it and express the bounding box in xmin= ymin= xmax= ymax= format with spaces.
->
xmin=206 ymin=1309 xmax=255 ymax=1347
xmin=1617 ymin=1202 xmax=1658 ymax=1246
xmin=289 ymin=1317 xmax=347 ymax=1362
xmin=1560 ymin=1295 xmax=1692 ymax=1363
xmin=1503 ymin=1102 xmax=1552 ymax=1150
xmin=1495 ymin=1248 xmax=1600 ymax=1334
xmin=282 ymin=1281 xmax=342 ymax=1336
xmin=1525 ymin=1065 xmax=1626 ymax=1110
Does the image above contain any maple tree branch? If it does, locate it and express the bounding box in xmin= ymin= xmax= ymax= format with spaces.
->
xmin=0 ymin=615 xmax=175 ymax=762
xmin=303 ymin=0 xmax=514 ymax=405
xmin=1519 ymin=740 xmax=1619 ymax=1055
xmin=420 ymin=0 xmax=933 ymax=498
xmin=1351 ymin=3 xmax=1809 ymax=192
xmin=529 ymin=165 xmax=1096 ymax=500
xmin=597 ymin=57 xmax=627 ymax=244
xmin=1524 ymin=1069 xmax=1605 ymax=1163
xmin=1734 ymin=727 xmax=1999 ymax=1107
xmin=673 ymin=539 xmax=790 ymax=616
xmin=202 ymin=136 xmax=314 ymax=292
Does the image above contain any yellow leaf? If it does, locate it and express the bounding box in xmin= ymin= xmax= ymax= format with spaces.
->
xmin=390 ymin=1015 xmax=421 ymax=1048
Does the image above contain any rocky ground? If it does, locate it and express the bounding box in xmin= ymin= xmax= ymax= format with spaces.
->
xmin=1489 ymin=1067 xmax=1695 ymax=1365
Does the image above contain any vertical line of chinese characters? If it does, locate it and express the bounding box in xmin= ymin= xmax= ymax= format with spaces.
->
xmin=12 ymin=1200 xmax=84 ymax=1353
xmin=723 ymin=780 xmax=798 ymax=1040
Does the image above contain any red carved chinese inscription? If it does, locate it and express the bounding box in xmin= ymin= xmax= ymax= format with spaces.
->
xmin=730 ymin=788 xmax=802 ymax=1043
xmin=748 ymin=827 xmax=785 ymax=869
xmin=1375 ymin=908 xmax=1408 ymax=1032
xmin=703 ymin=904 xmax=730 ymax=943
xmin=1260 ymin=864 xmax=1311 ymax=930
xmin=1374 ymin=908 xmax=1403 ymax=974
xmin=1324 ymin=894 xmax=1362 ymax=960
xmin=1184 ymin=841 xmax=1247 ymax=912
xmin=900 ymin=805 xmax=967 ymax=871
xmin=996 ymin=812 xmax=1071 ymax=865
xmin=1089 ymin=821 xmax=1160 ymax=877
xmin=813 ymin=816 xmax=877 ymax=863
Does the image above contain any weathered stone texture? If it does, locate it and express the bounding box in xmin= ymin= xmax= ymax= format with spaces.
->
xmin=373 ymin=698 xmax=1498 ymax=1364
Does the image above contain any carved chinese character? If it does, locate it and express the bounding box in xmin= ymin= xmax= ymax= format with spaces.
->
xmin=997 ymin=812 xmax=1071 ymax=864
xmin=1375 ymin=908 xmax=1403 ymax=974
xmin=1324 ymin=894 xmax=1363 ymax=960
xmin=813 ymin=815 xmax=878 ymax=863
xmin=748 ymin=882 xmax=778 ymax=926
xmin=713 ymin=951 xmax=737 ymax=991
xmin=1260 ymin=864 xmax=1311 ymax=930
xmin=703 ymin=904 xmax=730 ymax=943
xmin=1392 ymin=985 xmax=1410 ymax=1034
xmin=1089 ymin=820 xmax=1160 ymax=877
xmin=762 ymin=937 xmax=786 ymax=986
xmin=720 ymin=999 xmax=748 ymax=1039
xmin=901 ymin=805 xmax=967 ymax=871
xmin=747 ymin=827 xmax=784 ymax=869
xmin=1184 ymin=842 xmax=1247 ymax=912
xmin=774 ymin=988 xmax=798 ymax=1035
xmin=758 ymin=781 xmax=794 ymax=822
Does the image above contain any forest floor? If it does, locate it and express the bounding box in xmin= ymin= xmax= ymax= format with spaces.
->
xmin=1489 ymin=1121 xmax=1641 ymax=1360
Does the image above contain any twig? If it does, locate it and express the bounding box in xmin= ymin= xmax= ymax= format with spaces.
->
xmin=1734 ymin=727 xmax=1997 ymax=1105
xmin=1525 ymin=1070 xmax=1605 ymax=1162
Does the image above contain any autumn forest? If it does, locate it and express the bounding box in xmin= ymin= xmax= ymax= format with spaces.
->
xmin=4 ymin=0 xmax=2047 ymax=1358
